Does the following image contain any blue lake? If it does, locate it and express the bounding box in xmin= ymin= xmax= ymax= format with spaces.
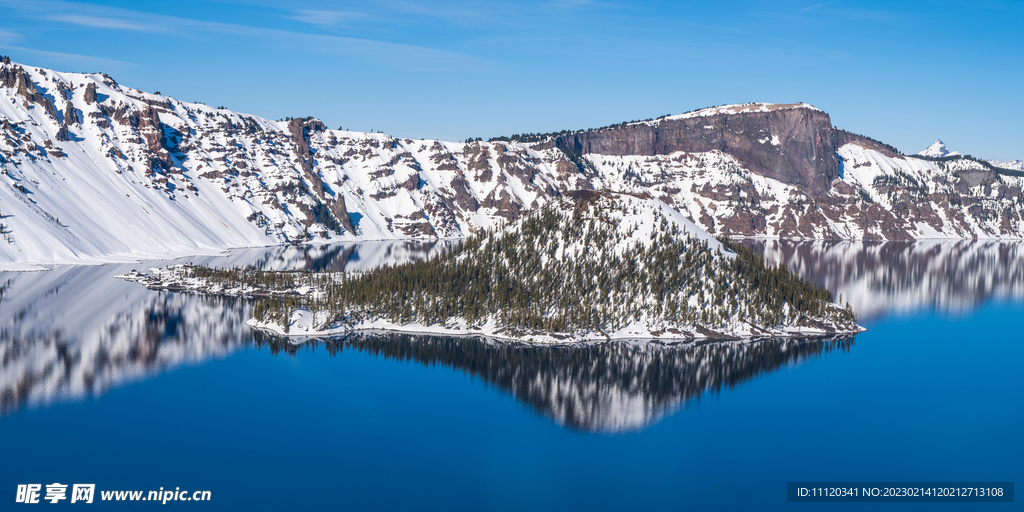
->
xmin=1 ymin=240 xmax=1022 ymax=510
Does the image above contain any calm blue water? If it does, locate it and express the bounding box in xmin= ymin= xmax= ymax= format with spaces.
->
xmin=1 ymin=241 xmax=1022 ymax=510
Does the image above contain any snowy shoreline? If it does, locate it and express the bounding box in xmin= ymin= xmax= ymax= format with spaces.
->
xmin=244 ymin=310 xmax=865 ymax=345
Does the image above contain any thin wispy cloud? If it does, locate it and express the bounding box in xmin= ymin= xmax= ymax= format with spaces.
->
xmin=48 ymin=13 xmax=172 ymax=32
xmin=371 ymin=0 xmax=502 ymax=25
xmin=0 ymin=28 xmax=21 ymax=44
xmin=802 ymin=2 xmax=832 ymax=12
xmin=546 ymin=0 xmax=594 ymax=8
xmin=0 ymin=44 xmax=135 ymax=70
xmin=285 ymin=9 xmax=371 ymax=28
xmin=0 ymin=0 xmax=488 ymax=71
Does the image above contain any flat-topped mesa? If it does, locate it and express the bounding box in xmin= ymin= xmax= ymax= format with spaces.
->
xmin=532 ymin=102 xmax=841 ymax=193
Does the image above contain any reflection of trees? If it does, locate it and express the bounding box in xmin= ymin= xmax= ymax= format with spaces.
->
xmin=253 ymin=331 xmax=855 ymax=432
xmin=740 ymin=240 xmax=1024 ymax=319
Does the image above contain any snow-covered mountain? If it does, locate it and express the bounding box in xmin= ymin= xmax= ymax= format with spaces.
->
xmin=2 ymin=56 xmax=1023 ymax=270
xmin=918 ymin=139 xmax=960 ymax=158
xmin=0 ymin=57 xmax=590 ymax=270
xmin=917 ymin=139 xmax=1023 ymax=173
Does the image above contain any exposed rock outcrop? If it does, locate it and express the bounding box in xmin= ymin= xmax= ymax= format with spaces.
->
xmin=63 ymin=101 xmax=78 ymax=126
xmin=288 ymin=117 xmax=355 ymax=233
xmin=55 ymin=124 xmax=70 ymax=142
xmin=83 ymin=82 xmax=97 ymax=105
xmin=535 ymin=104 xmax=840 ymax=193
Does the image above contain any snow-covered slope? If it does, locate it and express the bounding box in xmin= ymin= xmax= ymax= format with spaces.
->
xmin=918 ymin=139 xmax=960 ymax=158
xmin=0 ymin=58 xmax=584 ymax=270
xmin=582 ymin=144 xmax=1024 ymax=240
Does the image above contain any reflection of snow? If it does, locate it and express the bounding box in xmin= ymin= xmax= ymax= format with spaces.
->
xmin=0 ymin=241 xmax=443 ymax=415
xmin=742 ymin=239 xmax=1024 ymax=320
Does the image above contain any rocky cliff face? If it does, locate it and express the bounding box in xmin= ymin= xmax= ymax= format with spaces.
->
xmin=537 ymin=103 xmax=840 ymax=193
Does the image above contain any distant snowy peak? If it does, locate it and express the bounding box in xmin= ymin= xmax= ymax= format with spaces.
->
xmin=989 ymin=159 xmax=1024 ymax=171
xmin=662 ymin=102 xmax=821 ymax=122
xmin=918 ymin=139 xmax=960 ymax=158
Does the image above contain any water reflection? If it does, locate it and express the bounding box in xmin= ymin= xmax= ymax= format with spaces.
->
xmin=227 ymin=240 xmax=448 ymax=272
xmin=254 ymin=332 xmax=853 ymax=432
xmin=739 ymin=239 xmax=1024 ymax=320
xmin=5 ymin=239 xmax=1020 ymax=428
xmin=0 ymin=241 xmax=444 ymax=416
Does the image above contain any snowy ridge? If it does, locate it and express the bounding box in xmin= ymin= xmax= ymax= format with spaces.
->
xmin=657 ymin=102 xmax=821 ymax=123
xmin=990 ymin=159 xmax=1024 ymax=172
xmin=578 ymin=144 xmax=1024 ymax=240
xmin=836 ymin=144 xmax=1023 ymax=239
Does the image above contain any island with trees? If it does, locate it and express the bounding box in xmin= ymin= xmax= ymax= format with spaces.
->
xmin=119 ymin=191 xmax=861 ymax=343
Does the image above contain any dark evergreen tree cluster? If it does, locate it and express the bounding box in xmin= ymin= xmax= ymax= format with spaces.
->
xmin=872 ymin=169 xmax=930 ymax=202
xmin=163 ymin=193 xmax=856 ymax=335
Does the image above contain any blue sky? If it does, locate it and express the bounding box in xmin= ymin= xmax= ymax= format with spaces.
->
xmin=1 ymin=0 xmax=1021 ymax=159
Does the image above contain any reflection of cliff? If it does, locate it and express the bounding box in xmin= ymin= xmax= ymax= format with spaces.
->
xmin=227 ymin=240 xmax=448 ymax=272
xmin=255 ymin=332 xmax=854 ymax=432
xmin=740 ymin=240 xmax=1024 ymax=320
xmin=0 ymin=264 xmax=251 ymax=416
xmin=0 ymin=241 xmax=440 ymax=416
